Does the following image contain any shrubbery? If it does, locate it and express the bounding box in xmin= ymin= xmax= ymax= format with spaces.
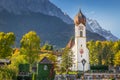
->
xmin=90 ymin=65 xmax=108 ymax=71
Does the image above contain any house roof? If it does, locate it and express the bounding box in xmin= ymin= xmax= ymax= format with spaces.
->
xmin=0 ymin=59 xmax=11 ymax=65
xmin=0 ymin=59 xmax=11 ymax=63
xmin=39 ymin=57 xmax=52 ymax=64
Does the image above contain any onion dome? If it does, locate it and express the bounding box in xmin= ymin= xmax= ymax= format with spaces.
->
xmin=74 ymin=10 xmax=86 ymax=26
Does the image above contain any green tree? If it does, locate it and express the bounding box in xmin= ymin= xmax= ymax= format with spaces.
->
xmin=61 ymin=48 xmax=73 ymax=74
xmin=41 ymin=43 xmax=53 ymax=51
xmin=0 ymin=32 xmax=15 ymax=58
xmin=113 ymin=50 xmax=120 ymax=66
xmin=20 ymin=31 xmax=40 ymax=71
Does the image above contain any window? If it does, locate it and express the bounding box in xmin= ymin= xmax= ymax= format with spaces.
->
xmin=80 ymin=31 xmax=83 ymax=37
xmin=81 ymin=45 xmax=82 ymax=47
xmin=44 ymin=65 xmax=48 ymax=70
xmin=79 ymin=26 xmax=83 ymax=30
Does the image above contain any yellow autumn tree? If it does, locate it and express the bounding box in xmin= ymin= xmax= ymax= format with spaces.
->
xmin=113 ymin=51 xmax=120 ymax=66
xmin=20 ymin=31 xmax=40 ymax=71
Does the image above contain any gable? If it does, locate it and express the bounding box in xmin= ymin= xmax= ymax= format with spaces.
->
xmin=39 ymin=57 xmax=52 ymax=64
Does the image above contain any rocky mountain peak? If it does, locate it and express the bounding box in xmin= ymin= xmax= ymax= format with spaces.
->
xmin=0 ymin=0 xmax=119 ymax=42
xmin=0 ymin=0 xmax=73 ymax=24
xmin=86 ymin=18 xmax=119 ymax=41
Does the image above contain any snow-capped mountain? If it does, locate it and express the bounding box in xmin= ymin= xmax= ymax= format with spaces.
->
xmin=0 ymin=0 xmax=118 ymax=42
xmin=87 ymin=18 xmax=118 ymax=41
xmin=0 ymin=0 xmax=73 ymax=24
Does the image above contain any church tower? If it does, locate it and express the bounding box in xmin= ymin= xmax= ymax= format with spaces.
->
xmin=70 ymin=10 xmax=90 ymax=71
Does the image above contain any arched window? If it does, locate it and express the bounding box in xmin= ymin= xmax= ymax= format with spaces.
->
xmin=81 ymin=45 xmax=82 ymax=47
xmin=80 ymin=31 xmax=83 ymax=37
xmin=44 ymin=65 xmax=48 ymax=70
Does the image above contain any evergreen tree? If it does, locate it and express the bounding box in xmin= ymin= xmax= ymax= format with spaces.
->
xmin=61 ymin=48 xmax=73 ymax=74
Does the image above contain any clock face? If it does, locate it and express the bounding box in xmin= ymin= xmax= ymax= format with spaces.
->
xmin=79 ymin=26 xmax=83 ymax=30
xmin=80 ymin=49 xmax=84 ymax=54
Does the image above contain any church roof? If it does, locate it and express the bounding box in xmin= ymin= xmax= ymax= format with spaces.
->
xmin=74 ymin=10 xmax=86 ymax=26
xmin=66 ymin=37 xmax=75 ymax=49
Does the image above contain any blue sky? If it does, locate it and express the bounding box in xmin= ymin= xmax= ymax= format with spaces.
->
xmin=50 ymin=0 xmax=120 ymax=39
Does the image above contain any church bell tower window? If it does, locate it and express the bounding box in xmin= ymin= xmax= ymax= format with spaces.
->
xmin=80 ymin=31 xmax=83 ymax=37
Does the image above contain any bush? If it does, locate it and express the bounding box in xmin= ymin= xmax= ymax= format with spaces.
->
xmin=17 ymin=76 xmax=32 ymax=80
xmin=0 ymin=66 xmax=17 ymax=80
xmin=90 ymin=65 xmax=108 ymax=71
